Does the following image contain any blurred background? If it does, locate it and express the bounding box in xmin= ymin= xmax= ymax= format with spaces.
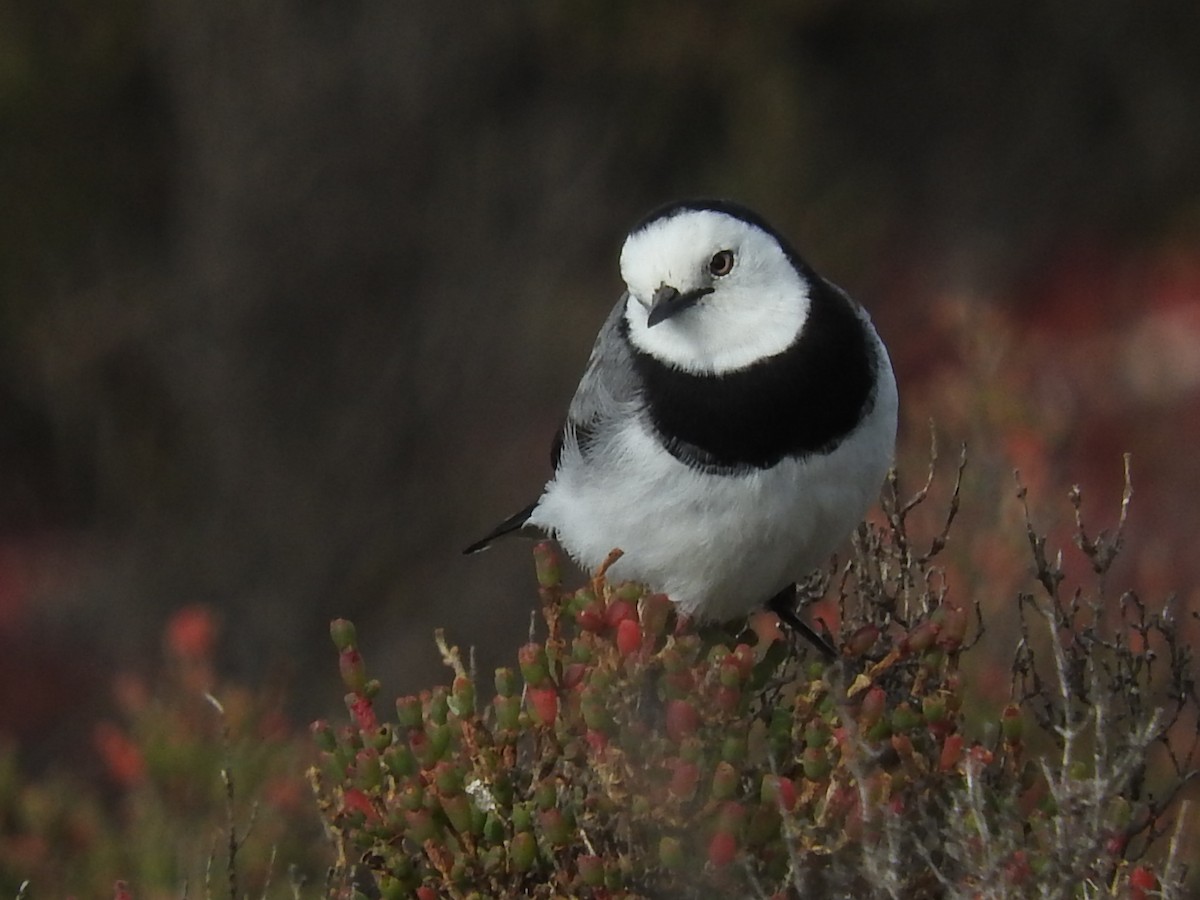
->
xmin=2 ymin=0 xmax=1199 ymax=774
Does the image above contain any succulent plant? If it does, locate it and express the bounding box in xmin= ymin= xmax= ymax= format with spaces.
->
xmin=312 ymin=452 xmax=1194 ymax=898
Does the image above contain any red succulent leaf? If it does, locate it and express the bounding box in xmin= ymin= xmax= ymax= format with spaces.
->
xmin=341 ymin=788 xmax=379 ymax=822
xmin=707 ymin=830 xmax=737 ymax=868
xmin=665 ymin=699 xmax=700 ymax=742
xmin=616 ymin=618 xmax=643 ymax=657
xmin=939 ymin=734 xmax=964 ymax=772
xmin=528 ymin=686 xmax=559 ymax=726
xmin=605 ymin=598 xmax=638 ymax=628
xmin=668 ymin=759 xmax=701 ymax=800
xmin=347 ymin=693 xmax=378 ymax=733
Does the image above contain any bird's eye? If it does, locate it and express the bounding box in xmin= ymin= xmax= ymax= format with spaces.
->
xmin=708 ymin=250 xmax=735 ymax=277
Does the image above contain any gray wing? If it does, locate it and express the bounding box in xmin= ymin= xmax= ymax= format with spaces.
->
xmin=568 ymin=293 xmax=642 ymax=426
xmin=465 ymin=293 xmax=641 ymax=555
xmin=552 ymin=292 xmax=643 ymax=468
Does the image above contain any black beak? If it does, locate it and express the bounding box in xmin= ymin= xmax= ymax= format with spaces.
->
xmin=646 ymin=284 xmax=714 ymax=327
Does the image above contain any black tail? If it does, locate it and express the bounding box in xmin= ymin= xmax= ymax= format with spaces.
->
xmin=462 ymin=502 xmax=539 ymax=555
xmin=767 ymin=584 xmax=837 ymax=660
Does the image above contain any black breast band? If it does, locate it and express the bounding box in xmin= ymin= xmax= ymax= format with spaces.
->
xmin=622 ymin=279 xmax=878 ymax=473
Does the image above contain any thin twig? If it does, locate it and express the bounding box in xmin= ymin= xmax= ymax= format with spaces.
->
xmin=205 ymin=692 xmax=238 ymax=900
xmin=919 ymin=441 xmax=967 ymax=565
xmin=435 ymin=629 xmax=469 ymax=680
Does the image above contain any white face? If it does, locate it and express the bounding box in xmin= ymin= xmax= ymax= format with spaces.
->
xmin=619 ymin=207 xmax=811 ymax=374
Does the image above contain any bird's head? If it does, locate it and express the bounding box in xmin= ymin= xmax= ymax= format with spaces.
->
xmin=619 ymin=201 xmax=814 ymax=375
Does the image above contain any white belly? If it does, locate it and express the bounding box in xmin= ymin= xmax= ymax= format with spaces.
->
xmin=528 ymin=370 xmax=897 ymax=622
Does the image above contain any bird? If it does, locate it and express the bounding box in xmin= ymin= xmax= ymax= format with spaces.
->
xmin=465 ymin=199 xmax=898 ymax=658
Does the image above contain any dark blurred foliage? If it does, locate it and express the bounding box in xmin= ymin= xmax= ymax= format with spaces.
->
xmin=1 ymin=0 xmax=1198 ymax=763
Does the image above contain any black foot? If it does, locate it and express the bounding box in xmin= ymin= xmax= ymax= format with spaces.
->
xmin=767 ymin=584 xmax=837 ymax=661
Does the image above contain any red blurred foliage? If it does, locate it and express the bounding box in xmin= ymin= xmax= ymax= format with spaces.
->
xmin=880 ymin=237 xmax=1200 ymax=742
xmin=1128 ymin=865 xmax=1159 ymax=900
xmin=164 ymin=604 xmax=217 ymax=663
xmin=1021 ymin=243 xmax=1200 ymax=528
xmin=164 ymin=604 xmax=219 ymax=695
xmin=262 ymin=774 xmax=307 ymax=814
xmin=93 ymin=721 xmax=146 ymax=788
xmin=111 ymin=673 xmax=150 ymax=716
xmin=258 ymin=707 xmax=293 ymax=741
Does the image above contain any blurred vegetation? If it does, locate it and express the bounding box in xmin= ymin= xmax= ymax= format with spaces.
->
xmin=0 ymin=605 xmax=328 ymax=898
xmin=1 ymin=1 xmax=1199 ymax=894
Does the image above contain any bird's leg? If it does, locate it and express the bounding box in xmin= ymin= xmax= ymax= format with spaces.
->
xmin=767 ymin=583 xmax=837 ymax=660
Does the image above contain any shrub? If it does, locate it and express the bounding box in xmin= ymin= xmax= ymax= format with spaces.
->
xmin=311 ymin=449 xmax=1198 ymax=898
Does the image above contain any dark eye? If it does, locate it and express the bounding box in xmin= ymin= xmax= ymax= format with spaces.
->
xmin=708 ymin=250 xmax=735 ymax=277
